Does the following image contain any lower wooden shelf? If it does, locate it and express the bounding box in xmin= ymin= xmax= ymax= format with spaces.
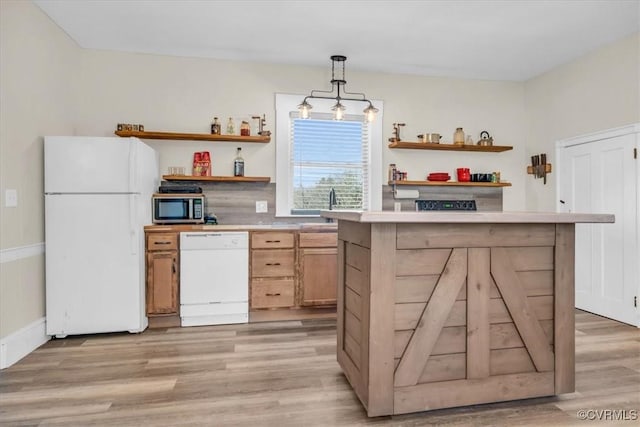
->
xmin=389 ymin=180 xmax=511 ymax=187
xmin=163 ymin=175 xmax=270 ymax=183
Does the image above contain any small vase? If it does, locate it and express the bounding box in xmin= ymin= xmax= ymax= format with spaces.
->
xmin=454 ymin=127 xmax=465 ymax=145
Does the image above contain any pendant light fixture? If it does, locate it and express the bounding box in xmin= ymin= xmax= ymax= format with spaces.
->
xmin=298 ymin=55 xmax=378 ymax=122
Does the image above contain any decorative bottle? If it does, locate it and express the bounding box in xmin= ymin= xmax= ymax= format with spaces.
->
xmin=211 ymin=117 xmax=221 ymax=135
xmin=227 ymin=117 xmax=235 ymax=135
xmin=233 ymin=147 xmax=244 ymax=177
xmin=454 ymin=127 xmax=465 ymax=145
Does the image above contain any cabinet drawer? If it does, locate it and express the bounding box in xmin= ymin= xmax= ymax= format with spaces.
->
xmin=251 ymin=279 xmax=295 ymax=308
xmin=251 ymin=249 xmax=295 ymax=277
xmin=299 ymin=232 xmax=337 ymax=248
xmin=252 ymin=232 xmax=294 ymax=249
xmin=147 ymin=233 xmax=178 ymax=251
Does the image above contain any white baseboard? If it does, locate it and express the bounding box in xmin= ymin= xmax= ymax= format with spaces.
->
xmin=0 ymin=317 xmax=50 ymax=369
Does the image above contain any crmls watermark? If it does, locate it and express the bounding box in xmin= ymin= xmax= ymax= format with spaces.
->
xmin=577 ymin=409 xmax=638 ymax=421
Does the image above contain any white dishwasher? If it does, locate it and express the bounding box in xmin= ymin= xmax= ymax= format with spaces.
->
xmin=180 ymin=231 xmax=249 ymax=326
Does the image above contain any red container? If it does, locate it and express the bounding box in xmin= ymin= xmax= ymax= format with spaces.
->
xmin=456 ymin=168 xmax=471 ymax=182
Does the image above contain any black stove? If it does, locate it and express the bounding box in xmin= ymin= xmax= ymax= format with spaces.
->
xmin=415 ymin=199 xmax=477 ymax=211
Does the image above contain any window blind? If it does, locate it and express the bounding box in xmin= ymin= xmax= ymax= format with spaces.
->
xmin=289 ymin=113 xmax=369 ymax=214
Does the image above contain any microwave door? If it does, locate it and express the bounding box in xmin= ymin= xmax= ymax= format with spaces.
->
xmin=155 ymin=198 xmax=189 ymax=222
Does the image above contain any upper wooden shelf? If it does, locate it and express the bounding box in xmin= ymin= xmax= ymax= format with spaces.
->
xmin=389 ymin=180 xmax=511 ymax=187
xmin=115 ymin=130 xmax=270 ymax=143
xmin=388 ymin=141 xmax=512 ymax=152
xmin=162 ymin=175 xmax=270 ymax=183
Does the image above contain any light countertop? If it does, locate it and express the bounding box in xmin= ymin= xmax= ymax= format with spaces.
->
xmin=144 ymin=223 xmax=337 ymax=232
xmin=320 ymin=210 xmax=614 ymax=224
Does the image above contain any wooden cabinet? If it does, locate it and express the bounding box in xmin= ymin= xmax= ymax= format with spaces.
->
xmin=250 ymin=231 xmax=296 ymax=309
xmin=145 ymin=227 xmax=337 ymax=322
xmin=145 ymin=232 xmax=179 ymax=318
xmin=298 ymin=232 xmax=338 ymax=306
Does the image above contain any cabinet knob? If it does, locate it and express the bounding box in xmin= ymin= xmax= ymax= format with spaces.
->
xmin=265 ymin=293 xmax=281 ymax=297
xmin=265 ymin=262 xmax=281 ymax=266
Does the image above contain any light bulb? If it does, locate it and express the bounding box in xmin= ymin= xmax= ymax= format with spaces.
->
xmin=363 ymin=104 xmax=378 ymax=123
xmin=332 ymin=102 xmax=345 ymax=121
xmin=297 ymin=100 xmax=312 ymax=119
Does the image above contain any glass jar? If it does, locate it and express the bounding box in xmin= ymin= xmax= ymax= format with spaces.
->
xmin=454 ymin=127 xmax=465 ymax=145
xmin=211 ymin=117 xmax=221 ymax=135
xmin=240 ymin=121 xmax=250 ymax=136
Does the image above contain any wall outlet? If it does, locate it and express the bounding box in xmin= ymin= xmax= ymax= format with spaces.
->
xmin=256 ymin=200 xmax=268 ymax=213
xmin=5 ymin=189 xmax=17 ymax=207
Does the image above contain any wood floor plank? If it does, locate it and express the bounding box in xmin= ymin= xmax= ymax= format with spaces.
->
xmin=0 ymin=310 xmax=636 ymax=426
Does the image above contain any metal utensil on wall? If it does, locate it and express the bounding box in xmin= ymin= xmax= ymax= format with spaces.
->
xmin=528 ymin=153 xmax=551 ymax=184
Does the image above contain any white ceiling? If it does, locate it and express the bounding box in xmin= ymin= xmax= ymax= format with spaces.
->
xmin=34 ymin=0 xmax=639 ymax=81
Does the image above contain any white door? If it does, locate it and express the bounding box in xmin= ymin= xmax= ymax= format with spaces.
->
xmin=45 ymin=194 xmax=143 ymax=336
xmin=45 ymin=136 xmax=133 ymax=193
xmin=558 ymin=126 xmax=639 ymax=326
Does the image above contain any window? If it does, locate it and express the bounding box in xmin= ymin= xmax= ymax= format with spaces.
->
xmin=275 ymin=94 xmax=383 ymax=217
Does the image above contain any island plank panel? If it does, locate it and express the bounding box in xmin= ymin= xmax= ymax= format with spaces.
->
xmin=394 ymin=249 xmax=468 ymax=387
xmin=466 ymin=248 xmax=491 ymax=379
xmin=323 ymin=210 xmax=613 ymax=417
xmin=554 ymin=223 xmax=576 ymax=394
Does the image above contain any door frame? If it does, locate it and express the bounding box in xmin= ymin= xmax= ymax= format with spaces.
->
xmin=555 ymin=123 xmax=639 ymax=327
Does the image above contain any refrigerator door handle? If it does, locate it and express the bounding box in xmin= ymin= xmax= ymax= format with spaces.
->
xmin=129 ymin=194 xmax=138 ymax=255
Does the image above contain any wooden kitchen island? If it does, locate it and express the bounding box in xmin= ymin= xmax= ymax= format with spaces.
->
xmin=320 ymin=211 xmax=614 ymax=417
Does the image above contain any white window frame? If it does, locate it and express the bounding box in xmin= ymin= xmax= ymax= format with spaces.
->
xmin=275 ymin=93 xmax=383 ymax=217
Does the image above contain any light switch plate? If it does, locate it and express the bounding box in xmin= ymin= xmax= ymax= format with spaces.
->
xmin=5 ymin=189 xmax=17 ymax=207
xmin=256 ymin=200 xmax=268 ymax=213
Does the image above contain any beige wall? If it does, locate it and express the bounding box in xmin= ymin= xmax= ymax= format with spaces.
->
xmin=73 ymin=50 xmax=527 ymax=210
xmin=0 ymin=0 xmax=79 ymax=337
xmin=524 ymin=32 xmax=640 ymax=211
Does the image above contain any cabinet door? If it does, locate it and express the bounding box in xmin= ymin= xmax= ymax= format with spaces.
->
xmin=146 ymin=251 xmax=178 ymax=315
xmin=300 ymin=247 xmax=337 ymax=306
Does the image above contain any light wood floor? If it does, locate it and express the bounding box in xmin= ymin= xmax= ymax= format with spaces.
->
xmin=0 ymin=310 xmax=638 ymax=426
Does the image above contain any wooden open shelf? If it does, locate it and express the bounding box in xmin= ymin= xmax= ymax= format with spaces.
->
xmin=115 ymin=130 xmax=270 ymax=143
xmin=163 ymin=175 xmax=271 ymax=183
xmin=388 ymin=141 xmax=512 ymax=152
xmin=389 ymin=180 xmax=511 ymax=187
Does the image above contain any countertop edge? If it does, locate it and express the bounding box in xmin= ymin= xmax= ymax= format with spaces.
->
xmin=144 ymin=223 xmax=337 ymax=232
xmin=319 ymin=210 xmax=615 ymax=224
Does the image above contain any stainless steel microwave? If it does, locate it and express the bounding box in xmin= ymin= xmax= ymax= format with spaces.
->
xmin=152 ymin=194 xmax=205 ymax=224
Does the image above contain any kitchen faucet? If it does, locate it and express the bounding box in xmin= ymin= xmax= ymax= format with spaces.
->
xmin=328 ymin=188 xmax=338 ymax=210
xmin=327 ymin=188 xmax=338 ymax=222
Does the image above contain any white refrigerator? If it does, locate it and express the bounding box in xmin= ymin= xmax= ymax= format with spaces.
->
xmin=44 ymin=136 xmax=159 ymax=338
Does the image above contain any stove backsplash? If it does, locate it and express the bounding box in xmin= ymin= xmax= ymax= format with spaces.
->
xmin=381 ymin=185 xmax=502 ymax=212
